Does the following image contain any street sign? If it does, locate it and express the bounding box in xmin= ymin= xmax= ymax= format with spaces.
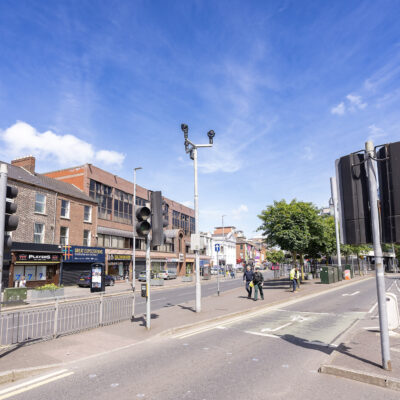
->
xmin=215 ymin=244 xmax=220 ymax=252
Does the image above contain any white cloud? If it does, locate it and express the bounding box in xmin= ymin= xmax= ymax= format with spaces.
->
xmin=331 ymin=94 xmax=367 ymax=116
xmin=232 ymin=204 xmax=249 ymax=220
xmin=346 ymin=94 xmax=367 ymax=110
xmin=95 ymin=150 xmax=125 ymax=167
xmin=331 ymin=102 xmax=345 ymax=115
xmin=0 ymin=121 xmax=125 ymax=168
xmin=368 ymin=124 xmax=386 ymax=142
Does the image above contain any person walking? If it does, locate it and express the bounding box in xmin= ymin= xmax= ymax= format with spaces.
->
xmin=253 ymin=267 xmax=264 ymax=301
xmin=243 ymin=265 xmax=254 ymax=299
xmin=289 ymin=265 xmax=300 ymax=292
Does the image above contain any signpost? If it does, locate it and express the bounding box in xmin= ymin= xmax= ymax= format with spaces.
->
xmin=215 ymin=243 xmax=220 ymax=296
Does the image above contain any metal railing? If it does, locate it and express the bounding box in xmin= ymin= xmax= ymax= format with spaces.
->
xmin=0 ymin=292 xmax=133 ymax=346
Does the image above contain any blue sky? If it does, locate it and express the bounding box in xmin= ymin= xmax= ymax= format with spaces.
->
xmin=1 ymin=0 xmax=400 ymax=237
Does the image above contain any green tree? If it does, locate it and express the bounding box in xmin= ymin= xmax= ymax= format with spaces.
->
xmin=307 ymin=215 xmax=336 ymax=262
xmin=258 ymin=199 xmax=322 ymax=277
xmin=266 ymin=249 xmax=285 ymax=264
xmin=341 ymin=244 xmax=371 ymax=275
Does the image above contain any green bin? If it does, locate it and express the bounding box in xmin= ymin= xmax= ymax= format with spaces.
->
xmin=320 ymin=267 xmax=334 ymax=284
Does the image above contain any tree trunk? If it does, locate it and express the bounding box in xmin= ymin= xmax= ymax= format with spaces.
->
xmin=357 ymin=255 xmax=362 ymax=276
xmin=300 ymin=253 xmax=304 ymax=280
xmin=292 ymin=252 xmax=297 ymax=267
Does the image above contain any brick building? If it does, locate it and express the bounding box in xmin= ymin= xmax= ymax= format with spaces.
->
xmin=45 ymin=163 xmax=200 ymax=277
xmin=3 ymin=157 xmax=98 ymax=288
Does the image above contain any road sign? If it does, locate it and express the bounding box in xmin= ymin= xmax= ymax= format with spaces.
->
xmin=215 ymin=244 xmax=220 ymax=252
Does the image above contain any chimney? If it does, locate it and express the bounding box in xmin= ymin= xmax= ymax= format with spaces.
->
xmin=11 ymin=156 xmax=36 ymax=174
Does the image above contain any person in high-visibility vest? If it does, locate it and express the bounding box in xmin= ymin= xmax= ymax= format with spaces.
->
xmin=289 ymin=266 xmax=300 ymax=292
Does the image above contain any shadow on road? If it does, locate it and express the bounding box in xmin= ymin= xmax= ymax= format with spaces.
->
xmin=131 ymin=313 xmax=160 ymax=326
xmin=177 ymin=304 xmax=196 ymax=313
xmin=0 ymin=338 xmax=42 ymax=358
xmin=279 ymin=334 xmax=381 ymax=368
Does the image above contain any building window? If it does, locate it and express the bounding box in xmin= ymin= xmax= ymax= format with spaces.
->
xmin=60 ymin=227 xmax=69 ymax=246
xmin=84 ymin=205 xmax=92 ymax=222
xmin=181 ymin=214 xmax=189 ymax=235
xmin=34 ymin=223 xmax=44 ymax=243
xmin=114 ymin=189 xmax=133 ymax=224
xmin=61 ymin=200 xmax=70 ymax=218
xmin=163 ymin=203 xmax=169 ymax=225
xmin=136 ymin=196 xmax=147 ymax=206
xmin=83 ymin=230 xmax=91 ymax=246
xmin=240 ymin=244 xmax=243 ymax=250
xmin=172 ymin=211 xmax=180 ymax=228
xmin=190 ymin=217 xmax=195 ymax=234
xmin=34 ymin=193 xmax=46 ymax=214
xmin=89 ymin=179 xmax=112 ymax=220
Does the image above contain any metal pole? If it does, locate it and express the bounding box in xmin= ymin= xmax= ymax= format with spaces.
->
xmin=146 ymin=232 xmax=151 ymax=329
xmin=193 ymin=147 xmax=201 ymax=313
xmin=330 ymin=177 xmax=341 ymax=267
xmin=222 ymin=215 xmax=225 ymax=278
xmin=132 ymin=167 xmax=141 ymax=318
xmin=0 ymin=164 xmax=8 ymax=311
xmin=217 ymin=246 xmax=220 ymax=296
xmin=366 ymin=140 xmax=391 ymax=371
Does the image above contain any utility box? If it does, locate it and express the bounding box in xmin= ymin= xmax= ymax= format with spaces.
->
xmin=320 ymin=267 xmax=334 ymax=284
xmin=141 ymin=284 xmax=147 ymax=298
xmin=386 ymin=293 xmax=400 ymax=330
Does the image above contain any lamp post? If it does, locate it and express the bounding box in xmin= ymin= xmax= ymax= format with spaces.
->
xmin=132 ymin=166 xmax=142 ymax=318
xmin=181 ymin=123 xmax=215 ymax=313
xmin=329 ymin=178 xmax=341 ymax=268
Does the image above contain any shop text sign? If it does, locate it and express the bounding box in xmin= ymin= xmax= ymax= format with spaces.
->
xmin=63 ymin=246 xmax=105 ymax=263
xmin=16 ymin=253 xmax=60 ymax=263
xmin=108 ymin=254 xmax=132 ymax=261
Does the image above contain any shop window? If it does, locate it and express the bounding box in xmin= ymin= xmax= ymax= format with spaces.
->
xmin=60 ymin=227 xmax=69 ymax=246
xmin=34 ymin=223 xmax=44 ymax=244
xmin=83 ymin=230 xmax=91 ymax=246
xmin=35 ymin=193 xmax=46 ymax=214
xmin=14 ymin=265 xmax=47 ymax=282
xmin=61 ymin=200 xmax=70 ymax=218
xmin=84 ymin=205 xmax=92 ymax=222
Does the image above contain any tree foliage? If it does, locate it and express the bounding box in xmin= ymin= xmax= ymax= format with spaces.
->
xmin=266 ymin=249 xmax=285 ymax=264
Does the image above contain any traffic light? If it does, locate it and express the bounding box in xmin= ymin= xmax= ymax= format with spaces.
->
xmin=377 ymin=141 xmax=400 ymax=243
xmin=336 ymin=153 xmax=372 ymax=244
xmin=135 ymin=204 xmax=151 ymax=237
xmin=151 ymin=191 xmax=168 ymax=246
xmin=4 ymin=184 xmax=19 ymax=250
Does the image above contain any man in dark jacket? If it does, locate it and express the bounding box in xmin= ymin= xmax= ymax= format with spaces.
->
xmin=243 ymin=265 xmax=254 ymax=299
xmin=253 ymin=267 xmax=264 ymax=301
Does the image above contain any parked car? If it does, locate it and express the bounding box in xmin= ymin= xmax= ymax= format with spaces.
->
xmin=157 ymin=270 xmax=177 ymax=280
xmin=77 ymin=273 xmax=115 ymax=287
xmin=138 ymin=271 xmax=155 ymax=281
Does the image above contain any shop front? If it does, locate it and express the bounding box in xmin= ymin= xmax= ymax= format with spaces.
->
xmin=166 ymin=258 xmax=179 ymax=274
xmin=9 ymin=242 xmax=62 ymax=288
xmin=108 ymin=253 xmax=132 ymax=281
xmin=61 ymin=245 xmax=105 ymax=285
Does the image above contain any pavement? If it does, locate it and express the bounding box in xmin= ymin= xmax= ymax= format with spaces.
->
xmin=1 ymin=272 xmax=400 ymax=393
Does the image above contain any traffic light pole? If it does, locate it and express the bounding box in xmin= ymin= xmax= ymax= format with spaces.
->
xmin=0 ymin=164 xmax=8 ymax=311
xmin=366 ymin=140 xmax=391 ymax=371
xmin=146 ymin=232 xmax=151 ymax=330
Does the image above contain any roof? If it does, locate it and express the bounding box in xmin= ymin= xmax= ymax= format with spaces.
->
xmin=4 ymin=162 xmax=96 ymax=203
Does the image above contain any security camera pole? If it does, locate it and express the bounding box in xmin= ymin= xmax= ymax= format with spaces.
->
xmin=181 ymin=124 xmax=215 ymax=313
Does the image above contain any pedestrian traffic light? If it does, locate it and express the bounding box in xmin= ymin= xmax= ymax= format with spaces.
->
xmin=135 ymin=204 xmax=151 ymax=237
xmin=377 ymin=141 xmax=400 ymax=243
xmin=151 ymin=191 xmax=168 ymax=247
xmin=336 ymin=153 xmax=372 ymax=244
xmin=4 ymin=184 xmax=19 ymax=250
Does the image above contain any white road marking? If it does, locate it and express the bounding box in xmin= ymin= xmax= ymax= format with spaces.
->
xmin=262 ymin=322 xmax=292 ymax=332
xmin=244 ymin=330 xmax=279 ymax=339
xmin=368 ymin=302 xmax=378 ymax=314
xmin=390 ymin=347 xmax=400 ymax=353
xmin=0 ymin=369 xmax=74 ymax=400
xmin=342 ymin=291 xmax=360 ymax=297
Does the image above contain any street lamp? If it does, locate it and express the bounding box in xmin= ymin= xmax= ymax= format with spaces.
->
xmin=132 ymin=166 xmax=142 ymax=318
xmin=222 ymin=215 xmax=226 ymax=278
xmin=181 ymin=123 xmax=215 ymax=313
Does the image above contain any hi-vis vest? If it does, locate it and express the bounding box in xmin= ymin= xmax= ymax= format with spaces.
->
xmin=290 ymin=268 xmax=299 ymax=280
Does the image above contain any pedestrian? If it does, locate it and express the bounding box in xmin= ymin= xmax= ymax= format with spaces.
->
xmin=19 ymin=275 xmax=27 ymax=288
xmin=253 ymin=267 xmax=264 ymax=301
xmin=243 ymin=265 xmax=254 ymax=299
xmin=289 ymin=266 xmax=300 ymax=292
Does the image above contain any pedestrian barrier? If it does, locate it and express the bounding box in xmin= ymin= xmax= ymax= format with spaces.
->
xmin=0 ymin=292 xmax=133 ymax=346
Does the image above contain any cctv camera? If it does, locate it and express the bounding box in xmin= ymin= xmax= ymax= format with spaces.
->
xmin=207 ymin=130 xmax=215 ymax=144
xmin=181 ymin=123 xmax=189 ymax=138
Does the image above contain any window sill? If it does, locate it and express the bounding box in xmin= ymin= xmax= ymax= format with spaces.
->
xmin=60 ymin=217 xmax=70 ymax=220
xmin=34 ymin=212 xmax=47 ymax=216
xmin=83 ymin=221 xmax=92 ymax=224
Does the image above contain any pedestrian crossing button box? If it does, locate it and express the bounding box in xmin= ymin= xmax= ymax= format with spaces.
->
xmin=141 ymin=284 xmax=147 ymax=298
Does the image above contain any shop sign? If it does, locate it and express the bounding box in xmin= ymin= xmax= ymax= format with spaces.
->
xmin=167 ymin=258 xmax=179 ymax=262
xmin=108 ymin=254 xmax=132 ymax=262
xmin=179 ymin=253 xmax=184 ymax=262
xmin=63 ymin=246 xmax=105 ymax=263
xmin=16 ymin=253 xmax=61 ymax=263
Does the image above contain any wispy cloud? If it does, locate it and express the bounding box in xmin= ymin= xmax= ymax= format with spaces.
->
xmin=331 ymin=94 xmax=367 ymax=115
xmin=367 ymin=124 xmax=386 ymax=142
xmin=232 ymin=204 xmax=248 ymax=220
xmin=0 ymin=121 xmax=125 ymax=167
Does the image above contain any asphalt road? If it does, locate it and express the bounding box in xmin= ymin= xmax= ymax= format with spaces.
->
xmin=3 ymin=275 xmax=400 ymax=400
